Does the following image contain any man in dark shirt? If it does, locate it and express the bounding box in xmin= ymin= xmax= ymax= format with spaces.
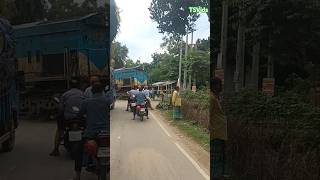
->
xmin=50 ymin=77 xmax=84 ymax=156
xmin=73 ymin=81 xmax=111 ymax=180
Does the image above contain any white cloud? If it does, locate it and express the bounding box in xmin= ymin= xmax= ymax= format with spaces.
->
xmin=115 ymin=0 xmax=209 ymax=63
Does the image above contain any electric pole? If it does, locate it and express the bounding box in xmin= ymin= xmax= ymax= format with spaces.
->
xmin=183 ymin=32 xmax=189 ymax=90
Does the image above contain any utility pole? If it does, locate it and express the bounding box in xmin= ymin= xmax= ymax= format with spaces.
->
xmin=183 ymin=32 xmax=189 ymax=90
xmin=178 ymin=37 xmax=183 ymax=87
xmin=216 ymin=0 xmax=229 ymax=94
xmin=188 ymin=30 xmax=194 ymax=90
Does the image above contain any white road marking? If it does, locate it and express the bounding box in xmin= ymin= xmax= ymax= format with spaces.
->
xmin=175 ymin=142 xmax=210 ymax=180
xmin=118 ymin=136 xmax=121 ymax=140
xmin=150 ymin=111 xmax=210 ymax=180
xmin=150 ymin=112 xmax=172 ymax=138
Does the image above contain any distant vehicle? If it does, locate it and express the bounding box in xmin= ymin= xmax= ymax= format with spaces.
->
xmin=13 ymin=12 xmax=118 ymax=117
xmin=113 ymin=66 xmax=148 ymax=98
xmin=0 ymin=18 xmax=21 ymax=152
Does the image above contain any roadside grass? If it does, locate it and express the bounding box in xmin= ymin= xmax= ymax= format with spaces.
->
xmin=161 ymin=109 xmax=210 ymax=152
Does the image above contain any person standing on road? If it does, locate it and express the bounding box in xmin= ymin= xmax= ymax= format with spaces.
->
xmin=143 ymin=86 xmax=154 ymax=110
xmin=73 ymin=81 xmax=111 ymax=180
xmin=49 ymin=77 xmax=84 ymax=156
xmin=210 ymin=77 xmax=228 ymax=179
xmin=171 ymin=86 xmax=182 ymax=119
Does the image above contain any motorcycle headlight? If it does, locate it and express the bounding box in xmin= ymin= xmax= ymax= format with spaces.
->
xmin=0 ymin=32 xmax=4 ymax=54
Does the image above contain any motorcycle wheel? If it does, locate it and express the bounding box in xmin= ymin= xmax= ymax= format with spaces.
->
xmin=98 ymin=165 xmax=107 ymax=180
xmin=140 ymin=115 xmax=143 ymax=121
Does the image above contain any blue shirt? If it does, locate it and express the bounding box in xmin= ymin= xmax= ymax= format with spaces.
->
xmin=143 ymin=89 xmax=151 ymax=97
xmin=128 ymin=89 xmax=139 ymax=96
xmin=135 ymin=91 xmax=146 ymax=104
xmin=60 ymin=88 xmax=84 ymax=120
xmin=84 ymin=86 xmax=107 ymax=98
xmin=78 ymin=93 xmax=111 ymax=138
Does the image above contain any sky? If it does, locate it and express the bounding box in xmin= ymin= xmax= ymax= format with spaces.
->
xmin=114 ymin=0 xmax=210 ymax=63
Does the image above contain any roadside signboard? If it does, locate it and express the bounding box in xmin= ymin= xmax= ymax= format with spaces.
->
xmin=262 ymin=78 xmax=275 ymax=96
xmin=192 ymin=85 xmax=196 ymax=92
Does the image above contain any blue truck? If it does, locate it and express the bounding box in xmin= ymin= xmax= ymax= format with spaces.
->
xmin=13 ymin=11 xmax=118 ymax=116
xmin=0 ymin=18 xmax=20 ymax=152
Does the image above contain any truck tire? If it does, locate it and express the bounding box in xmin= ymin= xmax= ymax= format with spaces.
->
xmin=2 ymin=121 xmax=15 ymax=152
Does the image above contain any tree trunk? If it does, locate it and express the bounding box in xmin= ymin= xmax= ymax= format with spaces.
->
xmin=251 ymin=42 xmax=260 ymax=89
xmin=234 ymin=16 xmax=245 ymax=92
xmin=218 ymin=0 xmax=228 ymax=70
xmin=267 ymin=38 xmax=274 ymax=78
xmin=188 ymin=72 xmax=192 ymax=90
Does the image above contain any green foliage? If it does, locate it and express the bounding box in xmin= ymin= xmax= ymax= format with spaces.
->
xmin=148 ymin=36 xmax=210 ymax=86
xmin=224 ymin=89 xmax=320 ymax=145
xmin=0 ymin=0 xmax=47 ymax=25
xmin=180 ymin=90 xmax=210 ymax=109
xmin=165 ymin=110 xmax=210 ymax=151
xmin=148 ymin=52 xmax=180 ymax=84
xmin=224 ymin=88 xmax=320 ymax=179
xmin=124 ymin=59 xmax=136 ymax=68
xmin=156 ymin=101 xmax=171 ymax=110
xmin=111 ymin=41 xmax=128 ymax=69
xmin=149 ymin=0 xmax=208 ymax=35
xmin=214 ymin=0 xmax=320 ymax=86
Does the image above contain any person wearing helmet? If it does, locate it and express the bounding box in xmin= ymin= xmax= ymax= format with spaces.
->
xmin=73 ymin=80 xmax=111 ymax=180
xmin=50 ymin=77 xmax=84 ymax=156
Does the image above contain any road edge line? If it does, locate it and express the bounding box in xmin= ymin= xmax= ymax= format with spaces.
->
xmin=150 ymin=111 xmax=210 ymax=180
xmin=150 ymin=112 xmax=172 ymax=138
xmin=174 ymin=142 xmax=210 ymax=180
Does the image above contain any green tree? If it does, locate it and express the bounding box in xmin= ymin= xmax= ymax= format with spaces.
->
xmin=0 ymin=0 xmax=47 ymax=25
xmin=149 ymin=0 xmax=208 ymax=36
xmin=124 ymin=59 xmax=137 ymax=68
xmin=111 ymin=41 xmax=129 ymax=69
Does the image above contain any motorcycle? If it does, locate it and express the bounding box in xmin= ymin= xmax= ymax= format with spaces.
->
xmin=135 ymin=100 xmax=148 ymax=121
xmin=128 ymin=95 xmax=136 ymax=112
xmin=84 ymin=130 xmax=110 ymax=180
xmin=61 ymin=106 xmax=85 ymax=159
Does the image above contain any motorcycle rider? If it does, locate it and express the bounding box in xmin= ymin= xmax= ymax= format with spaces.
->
xmin=50 ymin=77 xmax=84 ymax=156
xmin=73 ymin=80 xmax=111 ymax=180
xmin=143 ymin=86 xmax=154 ymax=110
xmin=84 ymin=75 xmax=100 ymax=98
xmin=126 ymin=85 xmax=138 ymax=111
xmin=133 ymin=86 xmax=148 ymax=120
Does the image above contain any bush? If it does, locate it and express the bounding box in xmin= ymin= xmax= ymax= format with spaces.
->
xmin=156 ymin=101 xmax=171 ymax=110
xmin=181 ymin=90 xmax=210 ymax=129
xmin=223 ymin=89 xmax=320 ymax=180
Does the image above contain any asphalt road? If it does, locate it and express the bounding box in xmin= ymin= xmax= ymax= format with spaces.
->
xmin=110 ymin=100 xmax=210 ymax=180
xmin=0 ymin=119 xmax=96 ymax=180
xmin=0 ymin=100 xmax=209 ymax=180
